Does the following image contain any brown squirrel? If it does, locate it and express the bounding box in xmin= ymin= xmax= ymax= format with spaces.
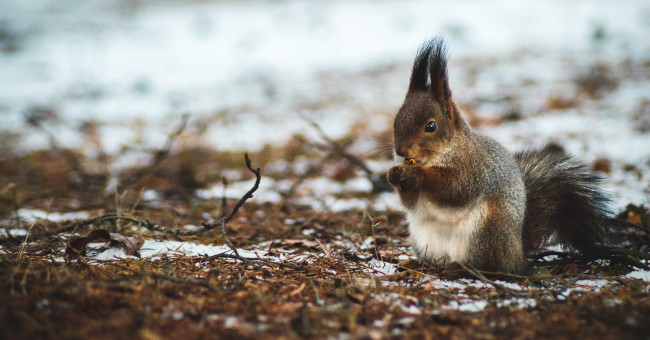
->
xmin=387 ymin=37 xmax=620 ymax=274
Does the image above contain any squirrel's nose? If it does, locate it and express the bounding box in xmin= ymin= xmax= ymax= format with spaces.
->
xmin=395 ymin=146 xmax=410 ymax=159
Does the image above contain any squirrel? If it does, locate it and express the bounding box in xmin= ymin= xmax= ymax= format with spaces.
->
xmin=387 ymin=37 xmax=622 ymax=274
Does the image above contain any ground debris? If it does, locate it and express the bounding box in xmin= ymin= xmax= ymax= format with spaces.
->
xmin=2 ymin=194 xmax=649 ymax=339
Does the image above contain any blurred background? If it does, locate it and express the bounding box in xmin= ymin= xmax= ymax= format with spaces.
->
xmin=1 ymin=0 xmax=649 ymax=207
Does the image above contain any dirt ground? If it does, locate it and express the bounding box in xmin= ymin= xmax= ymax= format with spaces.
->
xmin=1 ymin=132 xmax=649 ymax=339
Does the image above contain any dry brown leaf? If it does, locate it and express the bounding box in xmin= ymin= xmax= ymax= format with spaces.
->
xmin=65 ymin=229 xmax=111 ymax=257
xmin=65 ymin=229 xmax=144 ymax=258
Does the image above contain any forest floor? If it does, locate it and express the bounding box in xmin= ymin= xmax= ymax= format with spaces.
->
xmin=1 ymin=120 xmax=649 ymax=339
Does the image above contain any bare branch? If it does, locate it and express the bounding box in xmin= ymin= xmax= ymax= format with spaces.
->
xmin=0 ymin=183 xmax=15 ymax=198
xmin=45 ymin=153 xmax=298 ymax=269
xmin=50 ymin=153 xmax=262 ymax=240
xmin=151 ymin=113 xmax=190 ymax=165
xmin=300 ymin=112 xmax=391 ymax=193
xmin=456 ymin=262 xmax=510 ymax=292
xmin=128 ymin=152 xmax=262 ymax=237
xmin=300 ymin=112 xmax=374 ymax=177
xmin=22 ymin=110 xmax=89 ymax=185
xmin=221 ymin=219 xmax=240 ymax=258
xmin=219 ymin=153 xmax=261 ymax=226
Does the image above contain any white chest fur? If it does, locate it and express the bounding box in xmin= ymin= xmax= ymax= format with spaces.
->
xmin=406 ymin=196 xmax=486 ymax=264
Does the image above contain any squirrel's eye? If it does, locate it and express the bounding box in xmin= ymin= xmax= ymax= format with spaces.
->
xmin=425 ymin=121 xmax=436 ymax=133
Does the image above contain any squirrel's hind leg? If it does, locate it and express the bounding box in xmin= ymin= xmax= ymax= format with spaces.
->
xmin=467 ymin=199 xmax=527 ymax=274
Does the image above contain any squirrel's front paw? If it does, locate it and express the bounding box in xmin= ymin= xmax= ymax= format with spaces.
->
xmin=388 ymin=166 xmax=403 ymax=186
xmin=388 ymin=165 xmax=421 ymax=190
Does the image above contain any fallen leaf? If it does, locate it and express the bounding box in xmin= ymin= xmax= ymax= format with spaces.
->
xmin=66 ymin=229 xmax=111 ymax=257
xmin=65 ymin=229 xmax=144 ymax=259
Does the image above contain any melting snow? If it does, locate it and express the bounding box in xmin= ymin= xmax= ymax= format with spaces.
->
xmin=365 ymin=259 xmax=399 ymax=275
xmin=626 ymin=268 xmax=650 ymax=282
xmin=444 ymin=300 xmax=489 ymax=313
xmin=15 ymin=209 xmax=90 ymax=224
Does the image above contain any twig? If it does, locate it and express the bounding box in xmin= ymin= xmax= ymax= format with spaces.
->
xmin=130 ymin=187 xmax=146 ymax=213
xmin=315 ymin=237 xmax=330 ymax=258
xmin=300 ymin=112 xmax=392 ymax=193
xmin=123 ymin=114 xmax=191 ymax=185
xmin=151 ymin=113 xmax=190 ymax=166
xmin=131 ymin=153 xmax=262 ymax=237
xmin=607 ymin=248 xmax=650 ymax=261
xmin=278 ymin=164 xmax=318 ymax=201
xmin=131 ymin=153 xmax=302 ymax=269
xmin=207 ymin=253 xmax=301 ymax=269
xmin=220 ymin=153 xmax=260 ymax=226
xmin=11 ymin=185 xmax=20 ymax=228
xmin=114 ymin=186 xmax=122 ymax=231
xmin=466 ymin=269 xmax=534 ymax=281
xmin=212 ymin=155 xmax=302 ymax=268
xmin=221 ymin=219 xmax=240 ymax=258
xmin=532 ymin=248 xmax=650 ymax=270
xmin=199 ymin=152 xmax=262 ymax=235
xmin=0 ymin=182 xmax=15 ymax=198
xmin=22 ymin=110 xmax=89 ymax=185
xmin=457 ymin=262 xmax=510 ymax=292
xmin=300 ymin=112 xmax=374 ymax=177
xmin=530 ymin=250 xmax=571 ymax=261
xmin=54 ymin=215 xmax=119 ymax=234
xmin=3 ymin=184 xmax=19 ymax=243
xmin=3 ymin=227 xmax=15 ymax=242
xmin=17 ymin=223 xmax=38 ymax=259
xmin=219 ymin=177 xmax=228 ymax=219
xmin=51 ymin=153 xmax=299 ymax=269
xmin=367 ymin=213 xmax=383 ymax=262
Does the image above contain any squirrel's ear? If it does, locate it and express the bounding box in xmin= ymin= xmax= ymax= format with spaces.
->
xmin=426 ymin=38 xmax=456 ymax=119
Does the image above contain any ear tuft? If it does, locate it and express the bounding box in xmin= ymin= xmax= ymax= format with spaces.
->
xmin=408 ymin=39 xmax=435 ymax=92
xmin=426 ymin=37 xmax=451 ymax=106
xmin=408 ymin=37 xmax=449 ymax=95
xmin=407 ymin=37 xmax=456 ymax=118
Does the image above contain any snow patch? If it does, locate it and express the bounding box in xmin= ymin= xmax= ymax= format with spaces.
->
xmin=16 ymin=209 xmax=90 ymax=224
xmin=626 ymin=268 xmax=650 ymax=282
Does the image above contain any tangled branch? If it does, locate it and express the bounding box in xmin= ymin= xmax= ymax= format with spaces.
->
xmin=300 ymin=112 xmax=391 ymax=193
xmin=138 ymin=153 xmax=260 ymax=236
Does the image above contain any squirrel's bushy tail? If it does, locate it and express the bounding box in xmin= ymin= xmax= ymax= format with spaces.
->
xmin=515 ymin=145 xmax=615 ymax=256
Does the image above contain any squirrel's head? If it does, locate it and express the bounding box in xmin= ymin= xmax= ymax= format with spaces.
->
xmin=393 ymin=37 xmax=466 ymax=167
